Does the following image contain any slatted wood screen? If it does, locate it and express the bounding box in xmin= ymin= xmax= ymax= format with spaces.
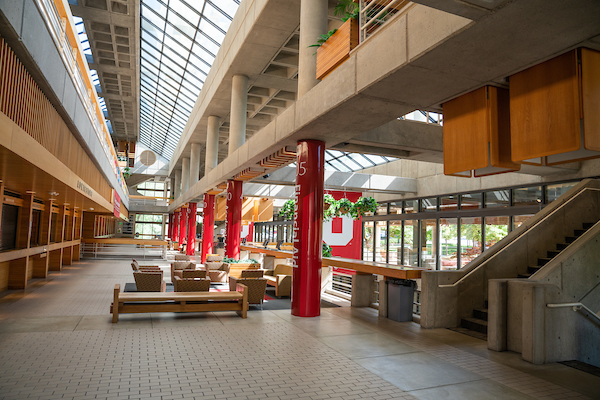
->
xmin=0 ymin=37 xmax=112 ymax=201
xmin=316 ymin=18 xmax=359 ymax=80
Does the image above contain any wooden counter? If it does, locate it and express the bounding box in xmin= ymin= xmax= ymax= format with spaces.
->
xmin=241 ymin=245 xmax=427 ymax=279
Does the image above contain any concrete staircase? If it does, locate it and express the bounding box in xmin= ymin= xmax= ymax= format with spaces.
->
xmin=458 ymin=222 xmax=595 ymax=339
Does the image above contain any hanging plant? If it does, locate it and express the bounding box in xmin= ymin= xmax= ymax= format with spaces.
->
xmin=279 ymin=199 xmax=296 ymax=220
xmin=122 ymin=166 xmax=132 ymax=179
xmin=350 ymin=196 xmax=378 ymax=219
xmin=335 ymin=198 xmax=353 ymax=217
xmin=323 ymin=194 xmax=337 ymax=221
xmin=322 ymin=242 xmax=332 ymax=258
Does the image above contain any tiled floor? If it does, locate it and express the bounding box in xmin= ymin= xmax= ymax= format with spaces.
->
xmin=0 ymin=257 xmax=599 ymax=400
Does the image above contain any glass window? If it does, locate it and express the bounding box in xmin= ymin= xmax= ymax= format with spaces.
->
xmin=404 ymin=200 xmax=418 ymax=214
xmin=460 ymin=217 xmax=482 ymax=268
xmin=484 ymin=216 xmax=509 ymax=250
xmin=362 ymin=222 xmax=374 ymax=261
xmin=439 ymin=218 xmax=458 ymax=270
xmin=421 ymin=197 xmax=438 ymax=212
xmin=375 ymin=221 xmax=387 ymax=263
xmin=376 ymin=204 xmax=387 ymax=215
xmin=513 ymin=214 xmax=535 ymax=230
xmin=403 ymin=220 xmax=418 ymax=267
xmin=421 ymin=219 xmax=437 ymax=269
xmin=388 ymin=221 xmax=402 ymax=265
xmin=547 ymin=182 xmax=578 ymax=203
xmin=460 ymin=193 xmax=482 ymax=210
xmin=439 ymin=195 xmax=459 ymax=211
xmin=485 ymin=190 xmax=510 ymax=207
xmin=389 ymin=201 xmax=402 ymax=215
xmin=513 ymin=186 xmax=543 ymax=206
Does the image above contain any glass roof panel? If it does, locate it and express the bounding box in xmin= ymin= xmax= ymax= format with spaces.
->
xmin=140 ymin=0 xmax=240 ymax=159
xmin=324 ymin=150 xmax=397 ymax=172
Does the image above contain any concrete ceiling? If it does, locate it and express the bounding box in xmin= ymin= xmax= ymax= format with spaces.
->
xmin=70 ymin=0 xmax=140 ymax=142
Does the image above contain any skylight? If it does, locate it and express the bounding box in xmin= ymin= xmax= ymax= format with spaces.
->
xmin=73 ymin=16 xmax=91 ymax=55
xmin=139 ymin=0 xmax=240 ymax=160
xmin=320 ymin=150 xmax=397 ymax=172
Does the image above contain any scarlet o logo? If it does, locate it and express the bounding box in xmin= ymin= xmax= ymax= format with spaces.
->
xmin=323 ymin=216 xmax=354 ymax=246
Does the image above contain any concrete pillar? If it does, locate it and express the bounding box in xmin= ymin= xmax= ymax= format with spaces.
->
xmin=187 ymin=203 xmax=197 ymax=256
xmin=181 ymin=157 xmax=190 ymax=194
xmin=351 ymin=273 xmax=374 ymax=307
xmin=179 ymin=206 xmax=188 ymax=249
xmin=228 ymin=75 xmax=248 ymax=155
xmin=225 ymin=180 xmax=243 ymax=259
xmin=291 ymin=140 xmax=325 ymax=317
xmin=174 ymin=170 xmax=182 ymax=199
xmin=298 ymin=0 xmax=328 ymax=98
xmin=201 ymin=194 xmax=215 ymax=263
xmin=190 ymin=143 xmax=201 ymax=188
xmin=205 ymin=116 xmax=220 ymax=175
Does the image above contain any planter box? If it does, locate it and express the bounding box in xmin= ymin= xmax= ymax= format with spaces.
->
xmin=227 ymin=262 xmax=260 ymax=279
xmin=316 ymin=18 xmax=358 ymax=80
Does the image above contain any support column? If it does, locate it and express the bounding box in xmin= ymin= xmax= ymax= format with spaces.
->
xmin=298 ymin=0 xmax=328 ymax=98
xmin=205 ymin=116 xmax=220 ymax=175
xmin=181 ymin=158 xmax=190 ymax=194
xmin=225 ymin=180 xmax=243 ymax=259
xmin=173 ymin=210 xmax=180 ymax=248
xmin=168 ymin=213 xmax=174 ymax=240
xmin=291 ymin=140 xmax=325 ymax=317
xmin=229 ymin=75 xmax=248 ymax=155
xmin=201 ymin=194 xmax=215 ymax=263
xmin=174 ymin=170 xmax=182 ymax=198
xmin=190 ymin=143 xmax=201 ymax=188
xmin=179 ymin=205 xmax=188 ymax=251
xmin=187 ymin=203 xmax=197 ymax=256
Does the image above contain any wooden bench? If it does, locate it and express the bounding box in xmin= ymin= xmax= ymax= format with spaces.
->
xmin=110 ymin=283 xmax=248 ymax=322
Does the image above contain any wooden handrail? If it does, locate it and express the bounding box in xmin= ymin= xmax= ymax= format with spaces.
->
xmin=0 ymin=240 xmax=81 ymax=263
xmin=81 ymin=238 xmax=167 ymax=246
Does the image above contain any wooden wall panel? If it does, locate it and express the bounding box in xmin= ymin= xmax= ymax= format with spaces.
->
xmin=316 ymin=18 xmax=358 ymax=80
xmin=582 ymin=48 xmax=600 ymax=151
xmin=0 ymin=261 xmax=9 ymax=291
xmin=510 ymin=50 xmax=580 ymax=162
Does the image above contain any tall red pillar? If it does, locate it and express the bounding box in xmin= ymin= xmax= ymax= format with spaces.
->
xmin=291 ymin=140 xmax=325 ymax=317
xmin=186 ymin=203 xmax=197 ymax=256
xmin=168 ymin=213 xmax=174 ymax=239
xmin=225 ymin=180 xmax=243 ymax=260
xmin=201 ymin=194 xmax=215 ymax=263
xmin=173 ymin=211 xmax=180 ymax=243
xmin=179 ymin=206 xmax=188 ymax=248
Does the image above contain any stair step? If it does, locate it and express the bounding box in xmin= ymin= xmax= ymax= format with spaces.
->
xmin=556 ymin=243 xmax=569 ymax=250
xmin=527 ymin=266 xmax=541 ymax=274
xmin=473 ymin=308 xmax=488 ymax=321
xmin=565 ymin=236 xmax=577 ymax=244
xmin=582 ymin=222 xmax=595 ymax=230
xmin=574 ymin=229 xmax=586 ymax=236
xmin=538 ymin=258 xmax=552 ymax=266
xmin=518 ymin=273 xmax=532 ymax=278
xmin=461 ymin=317 xmax=488 ymax=334
xmin=547 ymin=250 xmax=560 ymax=258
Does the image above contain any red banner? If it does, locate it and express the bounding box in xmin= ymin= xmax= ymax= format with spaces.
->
xmin=201 ymin=194 xmax=215 ymax=263
xmin=291 ymin=140 xmax=325 ymax=317
xmin=113 ymin=191 xmax=120 ymax=218
xmin=323 ymin=190 xmax=362 ymax=260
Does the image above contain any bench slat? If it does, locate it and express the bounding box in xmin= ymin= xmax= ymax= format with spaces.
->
xmin=118 ymin=291 xmax=242 ymax=302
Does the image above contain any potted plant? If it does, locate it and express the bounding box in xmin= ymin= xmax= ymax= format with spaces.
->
xmin=313 ymin=0 xmax=360 ymax=80
xmin=122 ymin=166 xmax=131 ymax=179
xmin=350 ymin=196 xmax=378 ymax=219
xmin=335 ymin=198 xmax=354 ymax=217
xmin=323 ymin=194 xmax=337 ymax=221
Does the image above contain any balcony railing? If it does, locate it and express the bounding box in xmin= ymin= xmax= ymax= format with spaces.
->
xmin=358 ymin=0 xmax=411 ymax=42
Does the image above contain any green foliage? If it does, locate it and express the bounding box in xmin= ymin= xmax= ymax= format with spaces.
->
xmin=334 ymin=0 xmax=359 ymax=22
xmin=223 ymin=257 xmax=259 ymax=264
xmin=122 ymin=166 xmax=131 ymax=179
xmin=307 ymin=29 xmax=338 ymax=49
xmin=350 ymin=197 xmax=378 ymax=219
xmin=279 ymin=199 xmax=296 ymax=220
xmin=335 ymin=198 xmax=353 ymax=217
xmin=322 ymin=242 xmax=332 ymax=257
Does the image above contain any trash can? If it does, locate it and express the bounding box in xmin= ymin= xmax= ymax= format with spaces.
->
xmin=387 ymin=279 xmax=417 ymax=322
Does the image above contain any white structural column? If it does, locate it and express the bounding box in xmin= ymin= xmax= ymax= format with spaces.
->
xmin=298 ymin=0 xmax=328 ymax=98
xmin=181 ymin=157 xmax=190 ymax=193
xmin=228 ymin=75 xmax=249 ymax=155
xmin=174 ymin=169 xmax=182 ymax=199
xmin=190 ymin=143 xmax=201 ymax=188
xmin=205 ymin=115 xmax=220 ymax=175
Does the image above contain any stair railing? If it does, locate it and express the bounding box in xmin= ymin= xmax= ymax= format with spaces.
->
xmin=438 ymin=182 xmax=600 ymax=289
xmin=547 ymin=303 xmax=600 ymax=325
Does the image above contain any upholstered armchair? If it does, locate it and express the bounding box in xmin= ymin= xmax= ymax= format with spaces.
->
xmin=205 ymin=254 xmax=229 ymax=283
xmin=131 ymin=259 xmax=161 ymax=272
xmin=241 ymin=269 xmax=265 ymax=278
xmin=133 ymin=271 xmax=166 ymax=292
xmin=170 ymin=262 xmax=199 ymax=282
xmin=229 ymin=277 xmax=267 ymax=309
xmin=181 ymin=270 xmax=207 ymax=279
xmin=173 ymin=276 xmax=211 ymax=292
xmin=174 ymin=254 xmax=190 ymax=261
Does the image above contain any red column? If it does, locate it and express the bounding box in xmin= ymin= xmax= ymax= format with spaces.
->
xmin=225 ymin=180 xmax=243 ymax=260
xmin=201 ymin=194 xmax=215 ymax=263
xmin=179 ymin=206 xmax=188 ymax=248
xmin=173 ymin=211 xmax=180 ymax=243
xmin=186 ymin=203 xmax=197 ymax=256
xmin=291 ymin=140 xmax=325 ymax=317
xmin=168 ymin=213 xmax=174 ymax=239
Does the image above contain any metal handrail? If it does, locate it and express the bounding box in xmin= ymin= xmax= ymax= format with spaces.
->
xmin=547 ymin=302 xmax=600 ymax=325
